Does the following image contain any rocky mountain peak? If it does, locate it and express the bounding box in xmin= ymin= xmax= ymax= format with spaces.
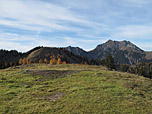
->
xmin=96 ymin=40 xmax=143 ymax=52
xmin=64 ymin=40 xmax=149 ymax=65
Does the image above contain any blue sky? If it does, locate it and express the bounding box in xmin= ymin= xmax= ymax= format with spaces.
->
xmin=0 ymin=0 xmax=152 ymax=52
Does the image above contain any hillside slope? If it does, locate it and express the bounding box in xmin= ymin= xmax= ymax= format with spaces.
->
xmin=1 ymin=64 xmax=152 ymax=113
xmin=66 ymin=40 xmax=152 ymax=65
xmin=66 ymin=46 xmax=92 ymax=59
xmin=0 ymin=46 xmax=43 ymax=65
xmin=0 ymin=47 xmax=88 ymax=69
xmin=26 ymin=47 xmax=88 ymax=64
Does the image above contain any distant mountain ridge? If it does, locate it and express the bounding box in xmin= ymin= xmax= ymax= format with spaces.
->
xmin=0 ymin=40 xmax=152 ymax=66
xmin=0 ymin=46 xmax=89 ymax=69
xmin=66 ymin=40 xmax=152 ymax=65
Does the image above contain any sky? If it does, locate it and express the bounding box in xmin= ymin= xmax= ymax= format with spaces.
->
xmin=0 ymin=0 xmax=152 ymax=52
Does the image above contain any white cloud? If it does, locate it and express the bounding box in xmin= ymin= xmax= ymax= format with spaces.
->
xmin=0 ymin=0 xmax=94 ymax=32
xmin=0 ymin=32 xmax=60 ymax=52
xmin=125 ymin=0 xmax=151 ymax=5
xmin=0 ymin=0 xmax=152 ymax=52
xmin=137 ymin=42 xmax=152 ymax=51
xmin=0 ymin=41 xmax=30 ymax=52
xmin=112 ymin=25 xmax=152 ymax=39
xmin=63 ymin=37 xmax=106 ymax=51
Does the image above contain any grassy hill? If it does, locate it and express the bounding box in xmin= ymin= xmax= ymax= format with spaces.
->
xmin=0 ymin=47 xmax=89 ymax=69
xmin=26 ymin=47 xmax=88 ymax=64
xmin=1 ymin=64 xmax=152 ymax=114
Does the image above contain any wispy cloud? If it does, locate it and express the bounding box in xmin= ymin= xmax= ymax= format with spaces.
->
xmin=63 ymin=37 xmax=106 ymax=51
xmin=0 ymin=31 xmax=64 ymax=51
xmin=0 ymin=0 xmax=105 ymax=32
xmin=112 ymin=25 xmax=152 ymax=39
xmin=124 ymin=0 xmax=152 ymax=6
xmin=0 ymin=0 xmax=152 ymax=51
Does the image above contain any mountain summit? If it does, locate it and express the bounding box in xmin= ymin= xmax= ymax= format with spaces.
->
xmin=66 ymin=40 xmax=151 ymax=65
xmin=95 ymin=40 xmax=143 ymax=52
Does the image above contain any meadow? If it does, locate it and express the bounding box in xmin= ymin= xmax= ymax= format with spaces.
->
xmin=1 ymin=64 xmax=152 ymax=114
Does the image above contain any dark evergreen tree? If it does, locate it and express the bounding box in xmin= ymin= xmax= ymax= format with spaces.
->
xmin=105 ymin=53 xmax=115 ymax=70
xmin=101 ymin=59 xmax=106 ymax=65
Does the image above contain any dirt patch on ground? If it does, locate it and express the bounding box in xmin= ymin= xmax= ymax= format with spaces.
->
xmin=25 ymin=70 xmax=78 ymax=81
xmin=33 ymin=92 xmax=65 ymax=102
xmin=45 ymin=92 xmax=65 ymax=102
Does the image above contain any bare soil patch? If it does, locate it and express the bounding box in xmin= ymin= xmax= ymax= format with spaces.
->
xmin=33 ymin=92 xmax=65 ymax=102
xmin=25 ymin=70 xmax=78 ymax=81
xmin=45 ymin=92 xmax=65 ymax=102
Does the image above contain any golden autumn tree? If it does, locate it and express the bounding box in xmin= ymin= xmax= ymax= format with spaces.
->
xmin=57 ymin=58 xmax=62 ymax=65
xmin=52 ymin=57 xmax=57 ymax=64
xmin=44 ymin=58 xmax=48 ymax=64
xmin=22 ymin=58 xmax=27 ymax=65
xmin=50 ymin=55 xmax=53 ymax=60
xmin=57 ymin=54 xmax=61 ymax=59
xmin=50 ymin=59 xmax=53 ymax=64
xmin=50 ymin=55 xmax=57 ymax=65
xmin=50 ymin=55 xmax=53 ymax=64
xmin=62 ymin=61 xmax=67 ymax=64
xmin=39 ymin=59 xmax=43 ymax=64
xmin=27 ymin=60 xmax=31 ymax=64
xmin=19 ymin=58 xmax=23 ymax=65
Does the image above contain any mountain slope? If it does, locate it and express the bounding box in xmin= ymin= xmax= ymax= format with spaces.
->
xmin=90 ymin=40 xmax=143 ymax=58
xmin=66 ymin=40 xmax=151 ymax=65
xmin=145 ymin=51 xmax=152 ymax=60
xmin=90 ymin=40 xmax=146 ymax=65
xmin=66 ymin=46 xmax=92 ymax=59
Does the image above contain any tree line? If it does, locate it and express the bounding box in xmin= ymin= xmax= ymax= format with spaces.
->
xmin=117 ymin=62 xmax=152 ymax=78
xmin=0 ymin=51 xmax=88 ymax=69
xmin=0 ymin=59 xmax=18 ymax=69
xmin=101 ymin=53 xmax=152 ymax=79
xmin=1 ymin=51 xmax=152 ymax=79
xmin=18 ymin=54 xmax=67 ymax=65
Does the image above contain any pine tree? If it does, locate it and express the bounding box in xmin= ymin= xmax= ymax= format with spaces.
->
xmin=105 ymin=53 xmax=115 ymax=70
xmin=5 ymin=62 xmax=10 ymax=68
xmin=84 ymin=62 xmax=88 ymax=65
xmin=9 ymin=62 xmax=13 ymax=67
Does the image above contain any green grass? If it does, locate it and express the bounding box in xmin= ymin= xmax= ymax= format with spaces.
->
xmin=1 ymin=64 xmax=152 ymax=114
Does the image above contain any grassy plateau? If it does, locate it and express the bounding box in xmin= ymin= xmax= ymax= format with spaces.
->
xmin=1 ymin=64 xmax=152 ymax=114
